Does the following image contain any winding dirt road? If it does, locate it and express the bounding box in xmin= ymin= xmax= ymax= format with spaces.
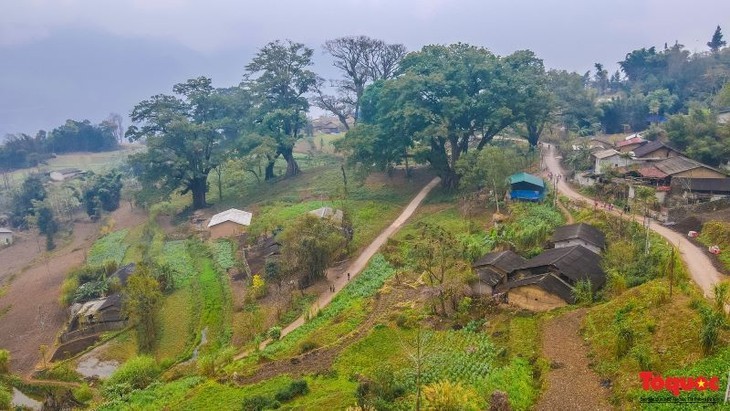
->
xmin=544 ymin=144 xmax=724 ymax=298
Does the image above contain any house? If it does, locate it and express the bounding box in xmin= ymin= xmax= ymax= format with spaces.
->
xmin=472 ymin=250 xmax=526 ymax=294
xmin=654 ymin=156 xmax=727 ymax=179
xmin=109 ymin=263 xmax=136 ymax=286
xmin=630 ymin=141 xmax=680 ymax=159
xmin=502 ymin=245 xmax=605 ymax=311
xmin=592 ymin=149 xmax=635 ymax=174
xmin=616 ymin=136 xmax=646 ymax=153
xmin=671 ymin=177 xmax=730 ymax=202
xmin=550 ymin=223 xmax=606 ymax=255
xmin=508 ymin=172 xmax=545 ymax=201
xmin=588 ymin=136 xmax=614 ymax=150
xmin=308 ymin=207 xmax=344 ymax=225
xmin=69 ymin=294 xmax=125 ymax=330
xmin=208 ymin=208 xmax=253 ymax=239
xmin=0 ymin=228 xmax=12 ymax=245
xmin=49 ymin=168 xmax=85 ymax=182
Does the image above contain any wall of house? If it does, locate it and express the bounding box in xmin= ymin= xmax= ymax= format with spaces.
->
xmin=618 ymin=143 xmax=642 ymax=153
xmin=642 ymin=148 xmax=678 ymax=159
xmin=595 ymin=156 xmax=635 ymax=174
xmin=672 ymin=168 xmax=727 ymax=179
xmin=553 ymin=239 xmax=601 ymax=255
xmin=209 ymin=221 xmax=246 ymax=239
xmin=508 ymin=285 xmax=567 ymax=311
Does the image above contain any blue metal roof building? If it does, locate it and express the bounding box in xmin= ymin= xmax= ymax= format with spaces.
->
xmin=508 ymin=172 xmax=546 ymax=201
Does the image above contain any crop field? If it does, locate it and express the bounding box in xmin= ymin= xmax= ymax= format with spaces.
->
xmin=87 ymin=229 xmax=129 ymax=266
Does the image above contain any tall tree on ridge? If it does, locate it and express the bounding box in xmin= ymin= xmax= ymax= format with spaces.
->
xmin=707 ymin=25 xmax=727 ymax=54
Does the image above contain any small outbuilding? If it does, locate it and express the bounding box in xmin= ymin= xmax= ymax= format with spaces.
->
xmin=472 ymin=250 xmax=526 ymax=294
xmin=550 ymin=223 xmax=606 ymax=255
xmin=503 ymin=245 xmax=605 ymax=311
xmin=208 ymin=208 xmax=253 ymax=239
xmin=0 ymin=228 xmax=13 ymax=245
xmin=508 ymin=172 xmax=546 ymax=202
xmin=69 ymin=294 xmax=125 ymax=330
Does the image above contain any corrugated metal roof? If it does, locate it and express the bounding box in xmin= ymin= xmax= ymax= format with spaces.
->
xmin=616 ymin=136 xmax=646 ymax=148
xmin=508 ymin=172 xmax=545 ymax=188
xmin=208 ymin=208 xmax=253 ymax=228
xmin=637 ymin=166 xmax=669 ymax=179
xmin=631 ymin=140 xmax=679 ymax=158
xmin=654 ymin=156 xmax=702 ymax=175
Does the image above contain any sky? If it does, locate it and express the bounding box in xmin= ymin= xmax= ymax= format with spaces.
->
xmin=1 ymin=0 xmax=729 ymax=138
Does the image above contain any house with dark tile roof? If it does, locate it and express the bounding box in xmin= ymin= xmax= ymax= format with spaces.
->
xmin=550 ymin=223 xmax=606 ymax=254
xmin=472 ymin=250 xmax=526 ymax=294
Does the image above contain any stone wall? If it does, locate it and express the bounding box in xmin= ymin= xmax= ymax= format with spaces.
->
xmin=667 ymin=198 xmax=730 ymax=222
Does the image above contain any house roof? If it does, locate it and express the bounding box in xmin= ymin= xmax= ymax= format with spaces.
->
xmin=550 ymin=223 xmax=606 ymax=249
xmin=616 ymin=136 xmax=646 ymax=148
xmin=515 ymin=245 xmax=605 ymax=290
xmin=653 ymin=156 xmax=725 ymax=176
xmin=593 ymin=149 xmax=620 ymax=159
xmin=308 ymin=207 xmax=344 ymax=223
xmin=630 ymin=140 xmax=677 ymax=158
xmin=505 ymin=272 xmax=578 ymax=303
xmin=637 ymin=165 xmax=669 ymax=179
xmin=0 ymin=228 xmax=12 ymax=234
xmin=473 ymin=250 xmax=526 ymax=271
xmin=508 ymin=172 xmax=545 ymax=188
xmin=672 ymin=177 xmax=730 ymax=193
xmin=110 ymin=263 xmax=136 ymax=286
xmin=208 ymin=208 xmax=253 ymax=228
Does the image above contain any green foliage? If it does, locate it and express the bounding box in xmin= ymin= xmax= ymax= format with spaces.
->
xmin=423 ymin=380 xmax=482 ymax=411
xmin=699 ymin=307 xmax=725 ymax=355
xmin=83 ymin=171 xmax=124 ymax=218
xmin=274 ymin=379 xmax=309 ymax=402
xmin=241 ymin=394 xmax=280 ymax=411
xmin=0 ymin=349 xmax=9 ymax=374
xmin=664 ymin=106 xmax=730 ymax=166
xmin=501 ymin=203 xmax=564 ymax=255
xmin=88 ymin=229 xmax=129 ymax=266
xmin=699 ymin=221 xmax=730 ymax=271
xmin=572 ymin=279 xmax=594 ymax=305
xmin=212 ymin=239 xmax=236 ymax=271
xmin=124 ymin=264 xmax=163 ymax=353
xmin=9 ymin=174 xmax=46 ymax=228
xmin=268 ymin=326 xmax=282 ymax=341
xmin=103 ymin=355 xmax=161 ymax=398
xmin=159 ymin=241 xmax=196 ymax=285
xmin=456 ymin=145 xmax=528 ymax=194
xmin=73 ymin=383 xmax=94 ymax=404
xmin=280 ymin=214 xmax=345 ymax=286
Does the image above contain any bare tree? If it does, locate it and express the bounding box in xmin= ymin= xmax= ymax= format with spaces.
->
xmin=106 ymin=113 xmax=125 ymax=143
xmin=315 ymin=36 xmax=406 ymax=129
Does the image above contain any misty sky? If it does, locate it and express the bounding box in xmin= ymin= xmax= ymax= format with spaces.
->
xmin=1 ymin=0 xmax=729 ymax=138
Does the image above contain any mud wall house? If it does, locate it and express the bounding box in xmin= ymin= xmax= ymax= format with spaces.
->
xmin=629 ymin=140 xmax=680 ymax=160
xmin=68 ymin=294 xmax=125 ymax=332
xmin=654 ymin=156 xmax=727 ymax=180
xmin=471 ymin=250 xmax=526 ymax=295
xmin=592 ymin=149 xmax=636 ymax=174
xmin=502 ymin=245 xmax=606 ymax=311
xmin=508 ymin=172 xmax=545 ymax=202
xmin=671 ymin=177 xmax=730 ymax=202
xmin=207 ymin=208 xmax=253 ymax=240
xmin=550 ymin=223 xmax=606 ymax=255
xmin=0 ymin=228 xmax=12 ymax=245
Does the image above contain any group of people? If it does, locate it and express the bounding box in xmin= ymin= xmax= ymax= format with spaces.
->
xmin=330 ymin=272 xmax=351 ymax=293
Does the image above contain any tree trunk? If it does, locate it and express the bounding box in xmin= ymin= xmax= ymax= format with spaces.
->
xmin=265 ymin=160 xmax=276 ymax=181
xmin=281 ymin=147 xmax=300 ymax=177
xmin=190 ymin=177 xmax=208 ymax=209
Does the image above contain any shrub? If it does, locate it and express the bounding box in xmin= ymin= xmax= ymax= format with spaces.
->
xmin=0 ymin=385 xmax=10 ymax=410
xmin=0 ymin=350 xmax=8 ymax=374
xmin=268 ymin=326 xmax=282 ymax=341
xmin=241 ymin=395 xmax=280 ymax=411
xmin=104 ymin=355 xmax=161 ymax=398
xmin=699 ymin=308 xmax=724 ymax=355
xmin=423 ymin=380 xmax=481 ymax=411
xmin=274 ymin=379 xmax=309 ymax=402
xmin=73 ymin=383 xmax=94 ymax=403
xmin=298 ymin=340 xmax=318 ymax=354
xmin=573 ymin=279 xmax=593 ymax=305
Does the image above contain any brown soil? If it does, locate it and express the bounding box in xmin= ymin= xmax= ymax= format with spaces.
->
xmin=0 ymin=204 xmax=147 ymax=376
xmin=535 ymin=309 xmax=612 ymax=411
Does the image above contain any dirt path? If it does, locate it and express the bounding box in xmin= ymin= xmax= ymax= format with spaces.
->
xmin=544 ymin=144 xmax=724 ymax=299
xmin=535 ymin=309 xmax=612 ymax=410
xmin=235 ymin=177 xmax=441 ymax=359
xmin=0 ymin=204 xmax=147 ymax=376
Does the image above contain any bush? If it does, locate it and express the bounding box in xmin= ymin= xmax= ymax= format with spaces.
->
xmin=241 ymin=395 xmax=280 ymax=411
xmin=73 ymin=383 xmax=94 ymax=403
xmin=0 ymin=349 xmax=9 ymax=374
xmin=104 ymin=355 xmax=161 ymax=398
xmin=274 ymin=379 xmax=309 ymax=402
xmin=298 ymin=340 xmax=319 ymax=354
xmin=0 ymin=385 xmax=11 ymax=410
xmin=268 ymin=326 xmax=282 ymax=341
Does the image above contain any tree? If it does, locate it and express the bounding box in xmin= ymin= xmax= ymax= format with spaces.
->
xmin=593 ymin=63 xmax=609 ymax=94
xmin=103 ymin=113 xmax=125 ymax=144
xmin=10 ymin=174 xmax=46 ymax=228
xmin=280 ymin=214 xmax=344 ymax=287
xmin=244 ymin=40 xmax=317 ymax=179
xmin=124 ymin=264 xmax=163 ymax=353
xmin=127 ymin=77 xmax=226 ymax=209
xmin=707 ymin=25 xmax=727 ymax=54
xmin=456 ymin=145 xmax=526 ymax=195
xmin=663 ymin=106 xmax=730 ymax=166
xmin=83 ymin=171 xmax=123 ymax=219
xmin=547 ymin=69 xmax=598 ymax=134
xmin=506 ymin=50 xmax=554 ymax=147
xmin=315 ymin=36 xmax=406 ymax=128
xmin=37 ymin=206 xmax=59 ymax=250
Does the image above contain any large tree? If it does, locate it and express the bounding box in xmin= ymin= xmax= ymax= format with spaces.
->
xmin=127 ymin=77 xmax=225 ymax=209
xmin=244 ymin=40 xmax=317 ymax=179
xmin=707 ymin=25 xmax=727 ymax=54
xmin=314 ymin=36 xmax=406 ymax=129
xmin=505 ymin=50 xmax=553 ymax=147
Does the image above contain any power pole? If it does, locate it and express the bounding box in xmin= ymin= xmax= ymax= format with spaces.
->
xmin=668 ymin=246 xmax=675 ymax=298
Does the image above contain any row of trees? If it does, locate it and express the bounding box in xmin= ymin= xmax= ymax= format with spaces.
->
xmin=0 ymin=117 xmax=122 ymax=171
